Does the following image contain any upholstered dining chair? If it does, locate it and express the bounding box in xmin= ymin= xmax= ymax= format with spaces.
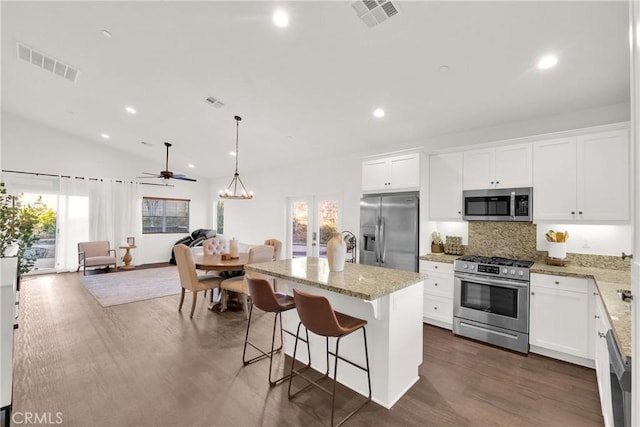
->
xmin=264 ymin=239 xmax=282 ymax=261
xmin=220 ymin=245 xmax=275 ymax=319
xmin=201 ymin=237 xmax=227 ymax=300
xmin=174 ymin=244 xmax=223 ymax=318
xmin=202 ymin=237 xmax=227 ymax=255
xmin=77 ymin=241 xmax=117 ymax=275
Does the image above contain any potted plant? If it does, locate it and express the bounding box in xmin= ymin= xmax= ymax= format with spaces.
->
xmin=0 ymin=182 xmax=20 ymax=255
xmin=0 ymin=182 xmax=20 ymax=289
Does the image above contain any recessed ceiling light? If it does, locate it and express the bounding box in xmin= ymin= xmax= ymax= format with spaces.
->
xmin=373 ymin=108 xmax=385 ymax=118
xmin=229 ymin=151 xmax=237 ymax=156
xmin=273 ymin=10 xmax=289 ymax=28
xmin=125 ymin=106 xmax=137 ymax=114
xmin=100 ymin=133 xmax=110 ymax=139
xmin=438 ymin=65 xmax=450 ymax=72
xmin=101 ymin=30 xmax=112 ymax=38
xmin=537 ymin=55 xmax=558 ymax=70
xmin=188 ymin=164 xmax=195 ymax=169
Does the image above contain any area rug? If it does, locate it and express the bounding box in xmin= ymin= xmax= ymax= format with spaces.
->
xmin=80 ymin=266 xmax=180 ymax=307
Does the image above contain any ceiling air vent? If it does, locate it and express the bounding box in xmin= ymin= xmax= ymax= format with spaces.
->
xmin=204 ymin=96 xmax=224 ymax=108
xmin=351 ymin=0 xmax=399 ymax=28
xmin=16 ymin=42 xmax=79 ymax=83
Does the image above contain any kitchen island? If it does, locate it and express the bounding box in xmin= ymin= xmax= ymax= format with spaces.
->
xmin=245 ymin=257 xmax=425 ymax=409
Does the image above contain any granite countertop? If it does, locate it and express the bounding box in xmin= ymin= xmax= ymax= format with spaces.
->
xmin=531 ymin=263 xmax=632 ymax=361
xmin=419 ymin=253 xmax=458 ymax=263
xmin=245 ymin=257 xmax=426 ymax=301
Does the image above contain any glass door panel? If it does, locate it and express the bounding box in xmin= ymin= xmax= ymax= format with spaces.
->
xmin=19 ymin=193 xmax=58 ymax=275
xmin=287 ymin=196 xmax=341 ymax=259
xmin=317 ymin=199 xmax=339 ymax=258
xmin=290 ymin=199 xmax=311 ymax=258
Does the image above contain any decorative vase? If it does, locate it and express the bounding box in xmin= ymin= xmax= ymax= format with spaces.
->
xmin=327 ymin=232 xmax=346 ymax=272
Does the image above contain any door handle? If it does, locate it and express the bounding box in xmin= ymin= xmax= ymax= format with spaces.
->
xmin=380 ymin=217 xmax=386 ymax=263
xmin=374 ymin=219 xmax=380 ymax=263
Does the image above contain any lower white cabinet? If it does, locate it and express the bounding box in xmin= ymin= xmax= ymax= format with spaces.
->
xmin=420 ymin=260 xmax=454 ymax=329
xmin=529 ymin=274 xmax=590 ymax=359
xmin=594 ymin=294 xmax=614 ymax=427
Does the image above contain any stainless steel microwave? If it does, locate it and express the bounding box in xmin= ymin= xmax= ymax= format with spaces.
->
xmin=462 ymin=187 xmax=532 ymax=222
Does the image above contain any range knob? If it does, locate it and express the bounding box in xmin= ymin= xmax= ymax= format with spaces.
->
xmin=518 ymin=270 xmax=524 ymax=276
xmin=463 ymin=263 xmax=468 ymax=269
xmin=470 ymin=265 xmax=475 ymax=270
xmin=510 ymin=269 xmax=516 ymax=275
xmin=502 ymin=268 xmax=508 ymax=274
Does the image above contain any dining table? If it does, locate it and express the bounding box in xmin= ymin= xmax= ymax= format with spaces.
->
xmin=193 ymin=252 xmax=249 ymax=310
xmin=193 ymin=252 xmax=249 ymax=272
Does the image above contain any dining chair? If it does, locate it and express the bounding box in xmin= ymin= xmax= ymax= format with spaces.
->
xmin=264 ymin=239 xmax=282 ymax=261
xmin=174 ymin=244 xmax=223 ymax=318
xmin=220 ymin=245 xmax=274 ymax=319
xmin=202 ymin=237 xmax=227 ymax=255
xmin=201 ymin=237 xmax=228 ymax=300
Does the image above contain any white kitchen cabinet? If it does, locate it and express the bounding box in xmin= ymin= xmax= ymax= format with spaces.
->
xmin=428 ymin=152 xmax=463 ymax=220
xmin=529 ymin=273 xmax=590 ymax=359
xmin=594 ymin=293 xmax=614 ymax=427
xmin=419 ymin=260 xmax=454 ymax=329
xmin=362 ymin=153 xmax=420 ymax=193
xmin=533 ymin=129 xmax=629 ymax=221
xmin=1 ymin=258 xmax=18 ymax=419
xmin=576 ymin=130 xmax=630 ymax=221
xmin=462 ymin=143 xmax=532 ymax=190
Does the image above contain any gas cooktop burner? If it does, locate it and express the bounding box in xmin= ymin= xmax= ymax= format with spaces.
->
xmin=457 ymin=255 xmax=534 ymax=269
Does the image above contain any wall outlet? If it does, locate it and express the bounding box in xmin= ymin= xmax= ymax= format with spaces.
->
xmin=582 ymin=239 xmax=590 ymax=248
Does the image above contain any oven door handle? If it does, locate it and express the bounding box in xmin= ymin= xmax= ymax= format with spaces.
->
xmin=455 ymin=272 xmax=529 ymax=289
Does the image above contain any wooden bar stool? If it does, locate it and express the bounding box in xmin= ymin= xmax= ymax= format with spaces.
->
xmin=288 ymin=288 xmax=372 ymax=427
xmin=244 ymin=278 xmax=308 ymax=386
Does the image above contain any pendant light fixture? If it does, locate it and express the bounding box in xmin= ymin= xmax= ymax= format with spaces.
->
xmin=219 ymin=115 xmax=253 ymax=199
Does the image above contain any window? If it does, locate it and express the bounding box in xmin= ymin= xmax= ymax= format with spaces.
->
xmin=215 ymin=200 xmax=224 ymax=235
xmin=142 ymin=197 xmax=190 ymax=234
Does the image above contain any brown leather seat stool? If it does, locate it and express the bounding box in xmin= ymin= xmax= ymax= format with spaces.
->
xmin=288 ymin=288 xmax=372 ymax=427
xmin=244 ymin=278 xmax=308 ymax=386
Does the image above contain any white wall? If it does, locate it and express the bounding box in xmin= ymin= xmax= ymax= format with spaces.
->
xmin=210 ymin=153 xmax=362 ymax=249
xmin=1 ymin=112 xmax=212 ymax=264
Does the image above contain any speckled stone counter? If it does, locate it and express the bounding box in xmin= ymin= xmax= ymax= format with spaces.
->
xmin=246 ymin=257 xmax=425 ymax=301
xmin=532 ymin=263 xmax=631 ymax=361
xmin=419 ymin=253 xmax=459 ymax=264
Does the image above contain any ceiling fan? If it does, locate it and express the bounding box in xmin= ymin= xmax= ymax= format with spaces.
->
xmin=138 ymin=142 xmax=197 ymax=182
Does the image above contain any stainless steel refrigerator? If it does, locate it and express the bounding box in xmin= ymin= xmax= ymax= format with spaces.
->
xmin=359 ymin=192 xmax=419 ymax=272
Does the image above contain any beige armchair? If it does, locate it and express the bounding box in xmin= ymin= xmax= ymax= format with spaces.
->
xmin=264 ymin=239 xmax=282 ymax=261
xmin=77 ymin=241 xmax=117 ymax=275
xmin=174 ymin=244 xmax=223 ymax=318
xmin=220 ymin=245 xmax=275 ymax=319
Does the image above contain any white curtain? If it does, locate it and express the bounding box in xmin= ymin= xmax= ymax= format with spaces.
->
xmin=58 ymin=178 xmax=142 ymax=271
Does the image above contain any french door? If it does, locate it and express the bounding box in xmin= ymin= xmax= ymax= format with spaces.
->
xmin=286 ymin=196 xmax=341 ymax=259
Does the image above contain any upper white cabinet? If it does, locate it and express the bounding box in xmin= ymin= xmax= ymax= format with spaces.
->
xmin=362 ymin=153 xmax=420 ymax=192
xmin=533 ymin=129 xmax=630 ymax=221
xmin=462 ymin=143 xmax=532 ymax=190
xmin=429 ymin=152 xmax=463 ymax=220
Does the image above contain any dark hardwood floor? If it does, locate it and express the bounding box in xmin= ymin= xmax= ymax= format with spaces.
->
xmin=7 ymin=271 xmax=603 ymax=426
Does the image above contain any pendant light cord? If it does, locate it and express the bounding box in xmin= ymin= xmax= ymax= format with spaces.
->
xmin=234 ymin=115 xmax=241 ymax=174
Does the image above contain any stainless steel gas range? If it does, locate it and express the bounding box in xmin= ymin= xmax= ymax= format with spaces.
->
xmin=453 ymin=255 xmax=534 ymax=354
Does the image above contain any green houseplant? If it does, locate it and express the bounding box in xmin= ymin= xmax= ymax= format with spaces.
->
xmin=0 ymin=182 xmax=20 ymax=255
xmin=0 ymin=182 xmax=48 ymax=276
